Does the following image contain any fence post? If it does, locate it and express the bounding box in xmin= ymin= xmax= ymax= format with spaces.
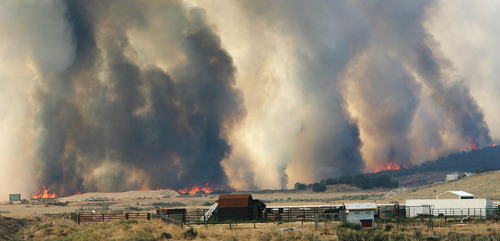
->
xmin=147 ymin=213 xmax=150 ymax=220
xmin=126 ymin=213 xmax=129 ymax=220
xmin=314 ymin=214 xmax=318 ymax=230
xmin=230 ymin=220 xmax=232 ymax=230
xmin=254 ymin=219 xmax=256 ymax=229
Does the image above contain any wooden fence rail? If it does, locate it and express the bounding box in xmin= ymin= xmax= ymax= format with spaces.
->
xmin=71 ymin=212 xmax=151 ymax=224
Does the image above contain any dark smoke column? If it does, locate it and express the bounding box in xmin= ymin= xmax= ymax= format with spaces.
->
xmin=34 ymin=0 xmax=243 ymax=196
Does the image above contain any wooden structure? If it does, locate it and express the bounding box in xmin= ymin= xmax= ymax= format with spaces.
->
xmin=156 ymin=208 xmax=187 ymax=222
xmin=216 ymin=194 xmax=266 ymax=220
xmin=71 ymin=212 xmax=151 ymax=224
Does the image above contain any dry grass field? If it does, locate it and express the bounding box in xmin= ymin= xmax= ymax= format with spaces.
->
xmin=8 ymin=214 xmax=500 ymax=240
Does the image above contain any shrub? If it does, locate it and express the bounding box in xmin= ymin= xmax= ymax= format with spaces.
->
xmin=312 ymin=183 xmax=327 ymax=193
xmin=294 ymin=182 xmax=307 ymax=190
xmin=183 ymin=228 xmax=197 ymax=240
xmin=384 ymin=224 xmax=393 ymax=232
xmin=412 ymin=229 xmax=422 ymax=240
xmin=337 ymin=222 xmax=361 ymax=231
xmin=160 ymin=231 xmax=172 ymax=239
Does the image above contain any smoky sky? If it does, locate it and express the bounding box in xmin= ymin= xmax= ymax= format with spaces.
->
xmin=0 ymin=0 xmax=497 ymax=197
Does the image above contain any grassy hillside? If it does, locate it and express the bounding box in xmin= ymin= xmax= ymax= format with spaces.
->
xmin=382 ymin=170 xmax=500 ymax=202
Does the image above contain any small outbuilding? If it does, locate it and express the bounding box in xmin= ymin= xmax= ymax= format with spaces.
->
xmin=216 ymin=194 xmax=266 ymax=220
xmin=436 ymin=191 xmax=474 ymax=199
xmin=344 ymin=203 xmax=377 ymax=228
xmin=156 ymin=208 xmax=187 ymax=222
xmin=9 ymin=194 xmax=21 ymax=202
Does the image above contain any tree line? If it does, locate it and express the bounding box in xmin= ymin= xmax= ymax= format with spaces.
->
xmin=294 ymin=174 xmax=398 ymax=192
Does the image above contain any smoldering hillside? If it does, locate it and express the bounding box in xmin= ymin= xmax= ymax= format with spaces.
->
xmin=0 ymin=0 xmax=498 ymax=197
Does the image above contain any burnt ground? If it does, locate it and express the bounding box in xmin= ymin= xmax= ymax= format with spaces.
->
xmin=0 ymin=216 xmax=34 ymax=240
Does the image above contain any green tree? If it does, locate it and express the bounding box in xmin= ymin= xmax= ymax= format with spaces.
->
xmin=312 ymin=183 xmax=327 ymax=192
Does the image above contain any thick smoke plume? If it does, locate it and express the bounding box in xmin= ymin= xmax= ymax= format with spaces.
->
xmin=0 ymin=0 xmax=497 ymax=198
xmin=33 ymin=0 xmax=243 ymax=196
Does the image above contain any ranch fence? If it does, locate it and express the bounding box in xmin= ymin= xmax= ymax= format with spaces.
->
xmin=71 ymin=212 xmax=151 ymax=224
xmin=169 ymin=206 xmax=345 ymax=226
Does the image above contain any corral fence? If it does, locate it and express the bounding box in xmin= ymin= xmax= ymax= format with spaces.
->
xmin=405 ymin=206 xmax=498 ymax=218
xmin=162 ymin=206 xmax=345 ymax=228
xmin=71 ymin=212 xmax=151 ymax=224
xmin=376 ymin=206 xmax=500 ymax=232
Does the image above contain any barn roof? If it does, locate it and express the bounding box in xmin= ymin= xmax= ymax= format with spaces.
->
xmin=218 ymin=194 xmax=253 ymax=208
xmin=437 ymin=191 xmax=474 ymax=198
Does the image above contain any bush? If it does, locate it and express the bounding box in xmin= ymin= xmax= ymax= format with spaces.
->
xmin=384 ymin=224 xmax=393 ymax=232
xmin=160 ymin=232 xmax=172 ymax=239
xmin=294 ymin=182 xmax=307 ymax=190
xmin=337 ymin=222 xmax=361 ymax=231
xmin=312 ymin=183 xmax=327 ymax=193
xmin=183 ymin=228 xmax=197 ymax=240
xmin=412 ymin=229 xmax=422 ymax=240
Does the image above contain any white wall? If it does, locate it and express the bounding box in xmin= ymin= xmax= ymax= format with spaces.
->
xmin=406 ymin=199 xmax=493 ymax=217
xmin=347 ymin=210 xmax=375 ymax=224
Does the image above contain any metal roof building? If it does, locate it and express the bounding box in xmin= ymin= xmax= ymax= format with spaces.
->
xmin=407 ymin=191 xmax=492 ymax=217
xmin=436 ymin=191 xmax=474 ymax=199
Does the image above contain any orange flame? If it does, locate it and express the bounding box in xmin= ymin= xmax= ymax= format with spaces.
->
xmin=374 ymin=161 xmax=401 ymax=173
xmin=465 ymin=137 xmax=478 ymax=151
xmin=32 ymin=185 xmax=58 ymax=199
xmin=155 ymin=187 xmax=171 ymax=191
xmin=178 ymin=183 xmax=221 ymax=194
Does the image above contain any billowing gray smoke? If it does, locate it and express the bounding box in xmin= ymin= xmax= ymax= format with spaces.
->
xmin=0 ymin=0 xmax=496 ymax=197
xmin=35 ymin=0 xmax=243 ymax=195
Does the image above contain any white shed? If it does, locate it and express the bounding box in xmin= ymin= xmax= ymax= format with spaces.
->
xmin=344 ymin=203 xmax=377 ymax=228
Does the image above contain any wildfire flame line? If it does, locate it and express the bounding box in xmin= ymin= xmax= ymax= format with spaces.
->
xmin=178 ymin=183 xmax=222 ymax=194
xmin=32 ymin=185 xmax=58 ymax=199
xmin=374 ymin=161 xmax=402 ymax=173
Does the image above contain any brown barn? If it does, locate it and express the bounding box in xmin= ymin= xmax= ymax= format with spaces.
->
xmin=216 ymin=194 xmax=266 ymax=220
